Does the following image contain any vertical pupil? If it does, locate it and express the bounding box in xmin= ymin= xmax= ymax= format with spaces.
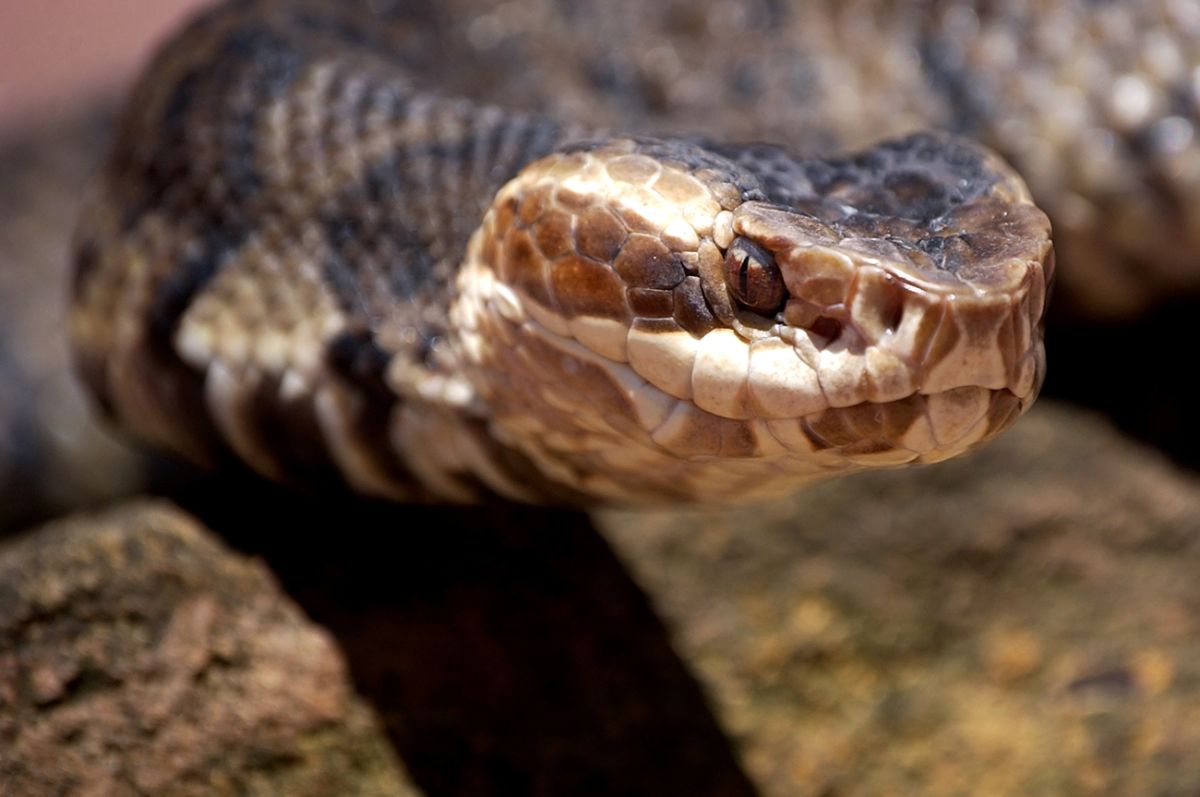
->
xmin=739 ymin=255 xmax=751 ymax=295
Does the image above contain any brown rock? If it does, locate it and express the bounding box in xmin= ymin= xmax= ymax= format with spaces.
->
xmin=600 ymin=402 xmax=1200 ymax=796
xmin=0 ymin=501 xmax=419 ymax=797
xmin=178 ymin=491 xmax=761 ymax=797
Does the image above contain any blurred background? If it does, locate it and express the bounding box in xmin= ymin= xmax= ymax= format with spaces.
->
xmin=0 ymin=1 xmax=214 ymax=529
xmin=0 ymin=1 xmax=209 ymax=136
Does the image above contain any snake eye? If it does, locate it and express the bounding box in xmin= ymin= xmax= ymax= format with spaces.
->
xmin=724 ymin=237 xmax=786 ymax=315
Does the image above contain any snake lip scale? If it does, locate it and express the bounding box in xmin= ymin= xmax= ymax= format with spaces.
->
xmin=69 ymin=0 xmax=1053 ymax=505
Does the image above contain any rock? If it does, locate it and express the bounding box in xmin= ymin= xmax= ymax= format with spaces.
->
xmin=170 ymin=489 xmax=761 ymax=797
xmin=0 ymin=501 xmax=419 ymax=797
xmin=599 ymin=402 xmax=1200 ymax=796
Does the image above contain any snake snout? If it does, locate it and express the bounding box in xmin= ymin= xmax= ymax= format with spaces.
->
xmin=730 ymin=138 xmax=1053 ymax=407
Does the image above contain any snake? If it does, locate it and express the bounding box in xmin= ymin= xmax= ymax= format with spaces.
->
xmin=70 ymin=0 xmax=1077 ymax=505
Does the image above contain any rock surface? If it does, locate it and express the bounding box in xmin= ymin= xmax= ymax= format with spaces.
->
xmin=601 ymin=403 xmax=1200 ymax=796
xmin=173 ymin=490 xmax=762 ymax=797
xmin=0 ymin=502 xmax=418 ymax=797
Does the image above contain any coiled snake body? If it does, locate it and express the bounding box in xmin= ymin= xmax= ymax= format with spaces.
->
xmin=70 ymin=0 xmax=1064 ymax=504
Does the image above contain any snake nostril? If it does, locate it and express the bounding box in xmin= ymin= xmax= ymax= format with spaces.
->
xmin=850 ymin=270 xmax=906 ymax=338
xmin=882 ymin=289 xmax=904 ymax=334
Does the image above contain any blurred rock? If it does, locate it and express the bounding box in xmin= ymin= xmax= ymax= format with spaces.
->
xmin=601 ymin=402 xmax=1200 ymax=796
xmin=0 ymin=501 xmax=418 ymax=797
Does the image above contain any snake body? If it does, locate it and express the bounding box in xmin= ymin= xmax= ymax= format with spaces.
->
xmin=70 ymin=0 xmax=1054 ymax=505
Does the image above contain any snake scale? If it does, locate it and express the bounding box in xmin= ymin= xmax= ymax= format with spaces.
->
xmin=72 ymin=0 xmax=1199 ymax=505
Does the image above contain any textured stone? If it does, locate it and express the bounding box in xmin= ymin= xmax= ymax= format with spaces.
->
xmin=176 ymin=491 xmax=761 ymax=797
xmin=0 ymin=502 xmax=418 ymax=797
xmin=600 ymin=402 xmax=1200 ymax=796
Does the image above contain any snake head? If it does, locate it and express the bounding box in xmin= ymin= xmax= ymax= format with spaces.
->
xmin=454 ymin=133 xmax=1052 ymax=504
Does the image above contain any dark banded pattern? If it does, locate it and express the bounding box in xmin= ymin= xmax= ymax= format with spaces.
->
xmin=71 ymin=0 xmax=1057 ymax=505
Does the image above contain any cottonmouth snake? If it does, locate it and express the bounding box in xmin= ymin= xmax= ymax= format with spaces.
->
xmin=78 ymin=0 xmax=1180 ymax=505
